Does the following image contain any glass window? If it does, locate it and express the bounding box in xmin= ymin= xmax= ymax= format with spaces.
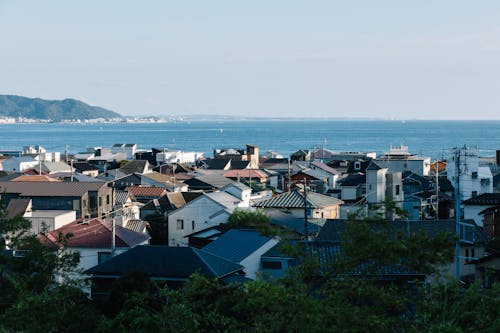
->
xmin=262 ymin=261 xmax=282 ymax=269
xmin=98 ymin=251 xmax=111 ymax=264
xmin=177 ymin=219 xmax=184 ymax=230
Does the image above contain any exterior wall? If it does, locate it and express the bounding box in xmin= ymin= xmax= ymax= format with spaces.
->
xmin=240 ymin=238 xmax=279 ymax=280
xmin=463 ymin=205 xmax=487 ymax=227
xmin=375 ymin=158 xmax=430 ymax=176
xmin=447 ymin=147 xmax=493 ymax=201
xmin=437 ymin=246 xmax=485 ymax=279
xmin=260 ymin=257 xmax=292 ymax=280
xmin=366 ymin=168 xmax=387 ymax=204
xmin=167 ymin=196 xmax=230 ymax=246
xmin=25 ymin=210 xmax=76 ymax=234
xmin=223 ymin=185 xmax=251 ymax=207
xmin=341 ymin=186 xmax=361 ymax=201
xmin=2 ymin=159 xmax=38 ymax=172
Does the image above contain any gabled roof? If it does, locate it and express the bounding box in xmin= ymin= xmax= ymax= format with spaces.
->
xmin=73 ymin=162 xmax=99 ymax=172
xmin=202 ymin=229 xmax=273 ymax=262
xmin=223 ymin=169 xmax=268 ymax=179
xmin=140 ymin=171 xmax=185 ymax=188
xmin=366 ymin=161 xmax=383 ymax=171
xmin=463 ymin=193 xmax=500 ymax=206
xmin=114 ymin=190 xmax=133 ymax=205
xmin=0 ymin=181 xmax=106 ymax=197
xmin=124 ymin=186 xmax=168 ymax=198
xmin=41 ymin=162 xmax=72 ymax=173
xmin=230 ymin=160 xmax=251 ymax=170
xmin=185 ymin=173 xmax=235 ymax=190
xmin=12 ymin=175 xmax=60 ymax=182
xmin=119 ymin=160 xmax=149 ymax=175
xmin=207 ymin=158 xmax=232 ymax=170
xmin=5 ymin=198 xmax=31 ymax=219
xmin=86 ymin=245 xmax=243 ymax=279
xmin=124 ymin=219 xmax=147 ymax=234
xmin=41 ymin=218 xmax=150 ymax=248
xmin=338 ymin=173 xmax=366 ymax=187
xmin=254 ymin=189 xmax=343 ymax=209
xmin=310 ymin=161 xmax=339 ymax=175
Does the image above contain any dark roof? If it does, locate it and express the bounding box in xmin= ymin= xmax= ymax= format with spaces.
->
xmin=317 ymin=219 xmax=486 ymax=245
xmin=86 ymin=245 xmax=243 ymax=279
xmin=119 ymin=160 xmax=148 ymax=175
xmin=266 ymin=209 xmax=321 ymax=236
xmin=230 ymin=160 xmax=251 ymax=170
xmin=202 ymin=229 xmax=273 ymax=262
xmin=366 ymin=161 xmax=383 ymax=171
xmin=339 ymin=173 xmax=366 ymax=187
xmin=41 ymin=218 xmax=150 ymax=248
xmin=5 ymin=198 xmax=31 ymax=219
xmin=0 ymin=181 xmax=105 ymax=197
xmin=207 ymin=158 xmax=231 ymax=170
xmin=463 ymin=193 xmax=500 ymax=206
xmin=254 ymin=189 xmax=342 ymax=209
xmin=346 ymin=159 xmax=372 ymax=174
xmin=73 ymin=162 xmax=99 ymax=172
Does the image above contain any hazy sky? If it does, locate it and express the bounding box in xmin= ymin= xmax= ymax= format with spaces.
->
xmin=1 ymin=1 xmax=500 ymax=119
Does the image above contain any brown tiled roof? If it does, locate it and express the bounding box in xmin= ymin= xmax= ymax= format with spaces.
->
xmin=125 ymin=186 xmax=168 ymax=198
xmin=141 ymin=172 xmax=185 ymax=187
xmin=12 ymin=175 xmax=61 ymax=182
xmin=223 ymin=169 xmax=268 ymax=179
xmin=0 ymin=181 xmax=106 ymax=197
xmin=41 ymin=218 xmax=150 ymax=248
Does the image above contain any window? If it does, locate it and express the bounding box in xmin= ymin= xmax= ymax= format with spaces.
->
xmin=395 ymin=185 xmax=400 ymax=196
xmin=106 ymin=195 xmax=110 ymax=205
xmin=354 ymin=161 xmax=361 ymax=170
xmin=192 ymin=220 xmax=195 ymax=231
xmin=98 ymin=251 xmax=111 ymax=264
xmin=99 ymin=197 xmax=102 ymax=206
xmin=465 ymin=248 xmax=469 ymax=262
xmin=262 ymin=261 xmax=282 ymax=269
xmin=471 ymin=172 xmax=478 ymax=179
xmin=471 ymin=248 xmax=475 ymax=260
xmin=472 ymin=191 xmax=478 ymax=197
xmin=177 ymin=219 xmax=184 ymax=230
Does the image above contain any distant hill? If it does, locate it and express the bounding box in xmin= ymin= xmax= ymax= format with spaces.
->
xmin=0 ymin=95 xmax=122 ymax=121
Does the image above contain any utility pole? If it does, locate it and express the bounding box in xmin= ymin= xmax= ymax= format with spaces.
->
xmin=435 ymin=160 xmax=439 ymax=220
xmin=454 ymin=148 xmax=461 ymax=280
xmin=303 ymin=178 xmax=309 ymax=240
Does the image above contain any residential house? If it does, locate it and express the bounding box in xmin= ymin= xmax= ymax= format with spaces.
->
xmin=463 ymin=193 xmax=500 ymax=227
xmin=124 ymin=186 xmax=168 ymax=204
xmin=40 ymin=218 xmax=150 ymax=272
xmin=223 ymin=169 xmax=269 ymax=184
xmin=167 ymin=187 xmax=249 ymax=246
xmin=253 ymin=189 xmax=343 ymax=221
xmin=213 ymin=144 xmax=260 ymax=169
xmin=1 ymin=156 xmax=39 ymax=172
xmin=140 ymin=171 xmax=188 ymax=192
xmin=111 ymin=143 xmax=137 ymax=159
xmin=374 ymin=145 xmax=431 ymax=176
xmin=0 ymin=181 xmax=113 ymax=219
xmin=86 ymin=245 xmax=246 ymax=298
xmin=365 ymin=161 xmax=403 ymax=208
xmin=73 ymin=163 xmax=100 ymax=177
xmin=202 ymin=229 xmax=279 ymax=279
xmin=41 ymin=161 xmax=72 ymax=174
xmin=447 ymin=146 xmax=493 ymax=201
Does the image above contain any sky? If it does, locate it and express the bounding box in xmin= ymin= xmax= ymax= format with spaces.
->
xmin=1 ymin=1 xmax=500 ymax=119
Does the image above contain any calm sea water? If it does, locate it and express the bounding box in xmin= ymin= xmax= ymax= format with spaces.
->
xmin=0 ymin=120 xmax=499 ymax=159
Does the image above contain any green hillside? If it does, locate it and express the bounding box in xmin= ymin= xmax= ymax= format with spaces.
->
xmin=0 ymin=95 xmax=122 ymax=121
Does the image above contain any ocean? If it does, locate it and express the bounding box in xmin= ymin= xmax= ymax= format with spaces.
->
xmin=0 ymin=120 xmax=499 ymax=159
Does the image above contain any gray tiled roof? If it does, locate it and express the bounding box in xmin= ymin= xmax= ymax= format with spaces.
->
xmin=254 ymin=190 xmax=342 ymax=209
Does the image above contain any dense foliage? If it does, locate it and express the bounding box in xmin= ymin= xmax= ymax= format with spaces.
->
xmin=0 ymin=208 xmax=499 ymax=332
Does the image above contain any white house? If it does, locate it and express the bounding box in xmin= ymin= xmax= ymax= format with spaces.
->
xmin=446 ymin=146 xmax=493 ymax=201
xmin=1 ymin=156 xmax=39 ymax=172
xmin=374 ymin=145 xmax=431 ymax=176
xmin=167 ymin=189 xmax=249 ymax=247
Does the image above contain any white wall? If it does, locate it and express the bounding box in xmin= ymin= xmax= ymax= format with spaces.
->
xmin=240 ymin=238 xmax=279 ymax=280
xmin=168 ymin=196 xmax=230 ymax=246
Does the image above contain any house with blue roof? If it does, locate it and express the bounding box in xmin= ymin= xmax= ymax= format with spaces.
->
xmin=202 ymin=229 xmax=279 ymax=279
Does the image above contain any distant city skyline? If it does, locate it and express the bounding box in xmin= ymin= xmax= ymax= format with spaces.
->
xmin=1 ymin=1 xmax=499 ymax=119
